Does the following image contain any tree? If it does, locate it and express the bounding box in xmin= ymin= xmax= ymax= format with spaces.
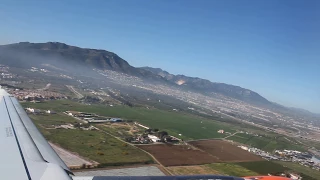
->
xmin=145 ymin=129 xmax=152 ymax=133
xmin=74 ymin=123 xmax=81 ymax=128
xmin=163 ymin=135 xmax=172 ymax=142
xmin=125 ymin=137 xmax=134 ymax=142
xmin=157 ymin=131 xmax=168 ymax=139
xmin=83 ymin=123 xmax=90 ymax=128
xmin=81 ymin=164 xmax=86 ymax=169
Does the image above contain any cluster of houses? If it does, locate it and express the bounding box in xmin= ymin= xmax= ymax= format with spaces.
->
xmin=126 ymin=128 xmax=180 ymax=144
xmin=52 ymin=123 xmax=99 ymax=131
xmin=0 ymin=64 xmax=15 ymax=79
xmin=65 ymin=111 xmax=123 ymax=123
xmin=10 ymin=89 xmax=67 ymax=102
xmin=238 ymin=145 xmax=320 ymax=171
xmin=26 ymin=108 xmax=56 ymax=114
xmin=26 ymin=107 xmax=181 ymax=145
xmin=217 ymin=129 xmax=224 ymax=134
xmin=29 ymin=67 xmax=48 ymax=73
xmin=24 ymin=108 xmax=100 ymax=131
xmin=64 ymin=111 xmax=182 ymax=145
xmin=275 ymin=149 xmax=320 ymax=170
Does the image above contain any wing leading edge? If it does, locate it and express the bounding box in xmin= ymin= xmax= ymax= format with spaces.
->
xmin=0 ymin=89 xmax=72 ymax=180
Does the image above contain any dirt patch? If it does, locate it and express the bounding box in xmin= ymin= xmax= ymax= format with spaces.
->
xmin=189 ymin=140 xmax=264 ymax=162
xmin=109 ymin=123 xmax=131 ymax=128
xmin=104 ymin=123 xmax=140 ymax=135
xmin=138 ymin=144 xmax=219 ymax=166
xmin=167 ymin=165 xmax=219 ymax=175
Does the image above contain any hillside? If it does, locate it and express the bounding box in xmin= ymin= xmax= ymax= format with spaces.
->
xmin=1 ymin=42 xmax=270 ymax=105
xmin=0 ymin=42 xmax=163 ymax=80
xmin=140 ymin=67 xmax=271 ymax=105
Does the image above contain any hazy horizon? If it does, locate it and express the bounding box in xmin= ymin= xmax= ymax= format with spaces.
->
xmin=1 ymin=0 xmax=319 ymax=113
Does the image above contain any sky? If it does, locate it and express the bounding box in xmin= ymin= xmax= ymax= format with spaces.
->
xmin=0 ymin=0 xmax=319 ymax=113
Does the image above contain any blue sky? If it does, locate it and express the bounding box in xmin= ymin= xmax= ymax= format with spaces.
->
xmin=1 ymin=0 xmax=319 ymax=113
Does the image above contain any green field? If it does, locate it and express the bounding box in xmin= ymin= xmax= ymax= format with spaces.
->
xmin=303 ymin=140 xmax=320 ymax=150
xmin=227 ymin=133 xmax=305 ymax=152
xmin=28 ymin=113 xmax=77 ymax=126
xmin=97 ymin=124 xmax=132 ymax=138
xmin=22 ymin=99 xmax=320 ymax=177
xmin=168 ymin=161 xmax=319 ymax=179
xmin=235 ymin=161 xmax=290 ymax=175
xmin=22 ymin=100 xmax=310 ymax=150
xmin=275 ymin=161 xmax=320 ymax=180
xmin=205 ymin=163 xmax=259 ymax=177
xmin=23 ymin=106 xmax=153 ymax=166
xmin=226 ymin=133 xmax=253 ymax=144
xmin=167 ymin=163 xmax=258 ymax=176
xmin=22 ymin=100 xmax=236 ymax=140
xmin=235 ymin=161 xmax=318 ymax=180
xmin=40 ymin=128 xmax=153 ymax=166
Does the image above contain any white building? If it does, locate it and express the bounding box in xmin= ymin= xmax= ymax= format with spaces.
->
xmin=26 ymin=108 xmax=34 ymax=113
xmin=217 ymin=129 xmax=224 ymax=134
xmin=134 ymin=122 xmax=149 ymax=129
xmin=239 ymin=146 xmax=248 ymax=151
xmin=46 ymin=110 xmax=56 ymax=114
xmin=148 ymin=135 xmax=160 ymax=142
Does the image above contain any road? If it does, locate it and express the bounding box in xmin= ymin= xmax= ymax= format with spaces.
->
xmin=63 ymin=112 xmax=88 ymax=124
xmin=291 ymin=126 xmax=302 ymax=137
xmin=38 ymin=83 xmax=51 ymax=91
xmin=66 ymin=85 xmax=84 ymax=98
xmin=223 ymin=131 xmax=241 ymax=139
xmin=186 ymin=132 xmax=240 ymax=143
xmin=97 ymin=127 xmax=173 ymax=175
xmin=60 ymin=115 xmax=172 ymax=174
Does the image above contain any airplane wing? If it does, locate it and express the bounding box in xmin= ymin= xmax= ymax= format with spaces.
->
xmin=0 ymin=89 xmax=72 ymax=180
xmin=0 ymin=88 xmax=291 ymax=180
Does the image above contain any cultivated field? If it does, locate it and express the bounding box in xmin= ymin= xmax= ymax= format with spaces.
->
xmin=23 ymin=100 xmax=302 ymax=153
xmin=236 ymin=161 xmax=319 ymax=180
xmin=21 ymin=100 xmax=237 ymax=140
xmin=167 ymin=165 xmax=219 ymax=175
xmin=275 ymin=161 xmax=320 ymax=180
xmin=226 ymin=133 xmax=305 ymax=152
xmin=42 ymin=128 xmax=153 ymax=166
xmin=137 ymin=144 xmax=219 ymax=166
xmin=189 ymin=140 xmax=263 ymax=162
xmin=167 ymin=163 xmax=259 ymax=177
xmin=169 ymin=161 xmax=320 ymax=179
xmin=97 ymin=123 xmax=145 ymax=139
xmin=23 ymin=107 xmax=153 ymax=167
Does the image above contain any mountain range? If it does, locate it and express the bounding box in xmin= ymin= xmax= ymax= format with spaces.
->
xmin=0 ymin=42 xmax=166 ymax=80
xmin=140 ymin=67 xmax=270 ymax=105
xmin=0 ymin=42 xmax=281 ymax=107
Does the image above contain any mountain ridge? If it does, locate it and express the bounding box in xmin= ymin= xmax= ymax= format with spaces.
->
xmin=0 ymin=41 xmax=282 ymax=107
xmin=0 ymin=42 xmax=166 ymax=81
xmin=140 ymin=66 xmax=271 ymax=106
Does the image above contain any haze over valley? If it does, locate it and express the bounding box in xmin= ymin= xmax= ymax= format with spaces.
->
xmin=1 ymin=0 xmax=320 ymax=179
xmin=1 ymin=42 xmax=320 ymax=140
xmin=1 ymin=41 xmax=320 ymax=178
